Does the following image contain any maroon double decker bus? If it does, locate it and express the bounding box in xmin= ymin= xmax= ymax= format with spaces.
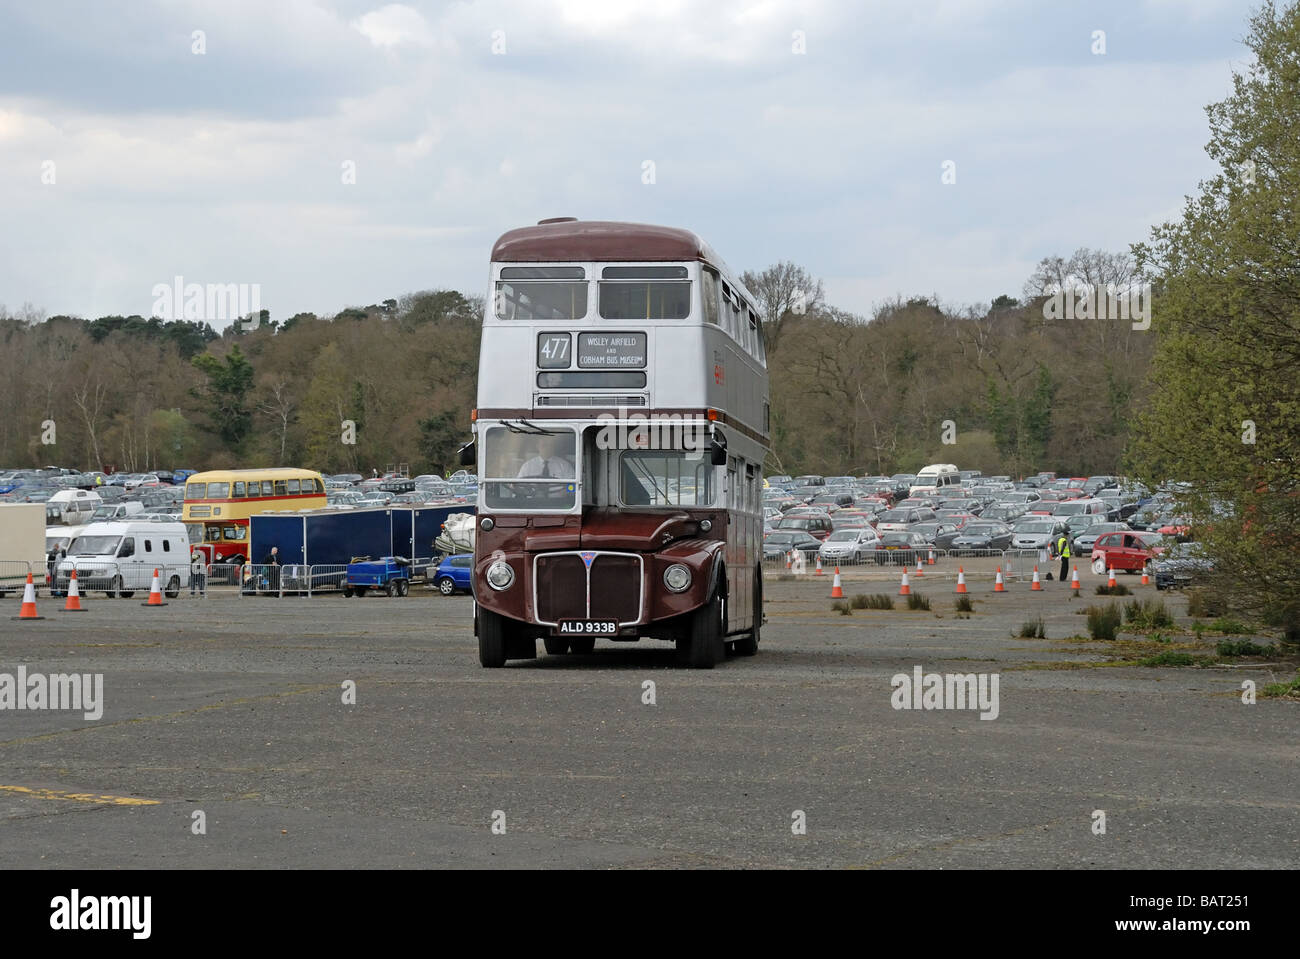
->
xmin=463 ymin=218 xmax=770 ymax=668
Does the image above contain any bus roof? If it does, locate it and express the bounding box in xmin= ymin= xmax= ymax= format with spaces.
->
xmin=492 ymin=219 xmax=718 ymax=265
xmin=186 ymin=468 xmax=323 ymax=483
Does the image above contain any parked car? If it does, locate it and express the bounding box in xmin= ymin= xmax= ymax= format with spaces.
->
xmin=818 ymin=527 xmax=882 ymax=563
xmin=873 ymin=531 xmax=929 ymax=565
xmin=1011 ymin=518 xmax=1068 ymax=551
xmin=1153 ymin=543 xmax=1214 ymax=589
xmin=1072 ymin=522 xmax=1130 ymax=555
xmin=875 ymin=508 xmax=933 ymax=532
xmin=763 ymin=530 xmax=823 ymax=562
xmin=433 ymin=554 xmax=473 ymax=595
xmin=776 ymin=513 xmax=834 ymax=540
xmin=909 ymin=521 xmax=961 ymax=551
xmin=1090 ymin=530 xmax=1166 ymax=575
xmin=949 ymin=522 xmax=1014 ymax=552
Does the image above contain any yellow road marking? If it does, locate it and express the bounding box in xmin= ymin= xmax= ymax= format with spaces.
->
xmin=0 ymin=785 xmax=159 ymax=806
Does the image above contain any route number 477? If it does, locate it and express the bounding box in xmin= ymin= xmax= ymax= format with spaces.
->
xmin=540 ymin=336 xmax=570 ymax=362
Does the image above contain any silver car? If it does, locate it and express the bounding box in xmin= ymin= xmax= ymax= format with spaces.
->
xmin=1011 ymin=519 xmax=1066 ymax=550
xmin=818 ymin=528 xmax=881 ymax=563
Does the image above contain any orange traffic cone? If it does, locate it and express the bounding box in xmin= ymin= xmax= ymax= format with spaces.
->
xmin=899 ymin=570 xmax=911 ymax=596
xmin=14 ymin=573 xmax=43 ymax=621
xmin=1031 ymin=566 xmax=1042 ymax=591
xmin=830 ymin=567 xmax=843 ymax=599
xmin=62 ymin=569 xmax=86 ymax=612
xmin=785 ymin=551 xmax=792 ymax=570
xmin=815 ymin=555 xmax=824 ymax=576
xmin=927 ymin=548 xmax=936 ymax=566
xmin=1141 ymin=566 xmax=1150 ymax=586
xmin=955 ymin=567 xmax=967 ymax=594
xmin=1071 ymin=565 xmax=1081 ymax=594
xmin=142 ymin=568 xmax=168 ymax=607
xmin=994 ymin=567 xmax=1006 ymax=592
xmin=1107 ymin=567 xmax=1117 ymax=589
xmin=914 ymin=558 xmax=924 ymax=578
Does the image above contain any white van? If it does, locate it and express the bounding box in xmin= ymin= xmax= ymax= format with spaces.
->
xmin=910 ymin=464 xmax=961 ymax=497
xmin=57 ymin=519 xmax=190 ymax=598
xmin=46 ymin=524 xmax=88 ymax=555
xmin=45 ymin=488 xmax=102 ymax=525
xmin=88 ymin=501 xmax=146 ymax=523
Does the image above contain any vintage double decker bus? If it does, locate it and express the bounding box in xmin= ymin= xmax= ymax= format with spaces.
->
xmin=183 ymin=468 xmax=327 ymax=564
xmin=464 ymin=218 xmax=770 ymax=668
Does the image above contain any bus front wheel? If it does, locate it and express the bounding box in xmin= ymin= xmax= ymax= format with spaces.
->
xmin=569 ymin=637 xmax=596 ymax=655
xmin=479 ymin=607 xmax=509 ymax=667
xmin=678 ymin=590 xmax=724 ymax=669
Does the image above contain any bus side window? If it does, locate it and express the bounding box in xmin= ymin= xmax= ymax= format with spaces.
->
xmin=261 ymin=481 xmax=274 ymax=496
xmin=274 ymin=481 xmax=288 ymax=495
xmin=233 ymin=482 xmax=245 ymax=497
xmin=702 ymin=269 xmax=720 ymax=326
xmin=287 ymin=479 xmax=300 ymax=494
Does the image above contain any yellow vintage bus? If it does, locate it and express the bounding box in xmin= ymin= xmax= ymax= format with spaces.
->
xmin=183 ymin=468 xmax=326 ymax=563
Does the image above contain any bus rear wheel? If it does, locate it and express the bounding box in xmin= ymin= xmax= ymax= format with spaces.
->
xmin=678 ymin=590 xmax=724 ymax=669
xmin=734 ymin=569 xmax=761 ymax=657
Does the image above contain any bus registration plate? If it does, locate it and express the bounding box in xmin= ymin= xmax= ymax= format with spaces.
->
xmin=555 ymin=620 xmax=617 ymax=636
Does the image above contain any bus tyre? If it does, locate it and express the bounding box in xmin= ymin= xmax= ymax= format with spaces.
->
xmin=569 ymin=637 xmax=596 ymax=655
xmin=478 ymin=607 xmax=509 ymax=668
xmin=679 ymin=590 xmax=724 ymax=669
xmin=165 ymin=576 xmax=181 ymax=599
xmin=437 ymin=577 xmax=456 ymax=596
xmin=734 ymin=570 xmax=761 ymax=657
xmin=543 ymin=636 xmax=570 ymax=655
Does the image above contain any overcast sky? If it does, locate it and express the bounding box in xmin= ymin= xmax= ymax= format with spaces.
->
xmin=0 ymin=0 xmax=1252 ymax=325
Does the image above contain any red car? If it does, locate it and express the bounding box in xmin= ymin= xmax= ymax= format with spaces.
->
xmin=1090 ymin=531 xmax=1167 ymax=574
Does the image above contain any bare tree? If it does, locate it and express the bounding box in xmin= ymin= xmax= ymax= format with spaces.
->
xmin=258 ymin=379 xmax=296 ymax=465
xmin=741 ymin=262 xmax=825 ymax=356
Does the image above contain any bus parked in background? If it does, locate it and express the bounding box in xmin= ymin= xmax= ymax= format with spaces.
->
xmin=464 ymin=218 xmax=770 ymax=668
xmin=183 ymin=468 xmax=327 ymax=564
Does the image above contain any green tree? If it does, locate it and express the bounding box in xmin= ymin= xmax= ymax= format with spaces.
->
xmin=1131 ymin=0 xmax=1300 ymax=638
xmin=191 ymin=344 xmax=255 ymax=447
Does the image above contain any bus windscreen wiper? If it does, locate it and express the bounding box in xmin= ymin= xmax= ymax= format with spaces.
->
xmin=503 ymin=418 xmax=561 ymax=436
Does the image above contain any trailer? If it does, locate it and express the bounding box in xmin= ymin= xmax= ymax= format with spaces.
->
xmin=0 ymin=503 xmax=48 ymax=596
xmin=249 ymin=505 xmax=472 ymax=589
xmin=343 ymin=557 xmax=412 ymax=597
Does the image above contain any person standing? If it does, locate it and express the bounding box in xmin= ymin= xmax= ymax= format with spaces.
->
xmin=1055 ymin=530 xmax=1072 ymax=583
xmin=262 ymin=545 xmax=281 ymax=594
xmin=190 ymin=549 xmax=206 ymax=596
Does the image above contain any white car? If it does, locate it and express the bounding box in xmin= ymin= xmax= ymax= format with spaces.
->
xmin=818 ymin=527 xmax=881 ymax=563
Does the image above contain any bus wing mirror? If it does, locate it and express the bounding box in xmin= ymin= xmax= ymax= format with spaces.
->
xmin=710 ymin=434 xmax=728 ymax=467
xmin=458 ymin=441 xmax=475 ymax=467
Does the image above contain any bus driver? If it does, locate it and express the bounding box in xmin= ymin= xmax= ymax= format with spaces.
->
xmin=516 ymin=435 xmax=574 ymax=479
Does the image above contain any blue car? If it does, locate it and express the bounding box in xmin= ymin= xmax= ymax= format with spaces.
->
xmin=434 ymin=554 xmax=473 ymax=595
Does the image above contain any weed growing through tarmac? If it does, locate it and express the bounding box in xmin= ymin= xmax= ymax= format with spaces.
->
xmin=1138 ymin=650 xmax=1209 ymax=667
xmin=1016 ymin=617 xmax=1046 ymax=639
xmin=1095 ymin=583 xmax=1132 ymax=596
xmin=831 ymin=600 xmax=852 ymax=615
xmin=954 ymin=595 xmax=974 ymax=613
xmin=1216 ymin=638 xmax=1275 ymax=657
xmin=853 ymin=593 xmax=894 ymax=610
xmin=1124 ymin=599 xmax=1174 ymax=630
xmin=905 ymin=593 xmax=931 ymax=611
xmin=1211 ymin=617 xmax=1248 ymax=634
xmin=1087 ymin=603 xmax=1122 ymax=640
xmin=1261 ymin=669 xmax=1300 ymax=699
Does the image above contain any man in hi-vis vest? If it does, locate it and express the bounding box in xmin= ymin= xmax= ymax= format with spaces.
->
xmin=1054 ymin=532 xmax=1071 ymax=583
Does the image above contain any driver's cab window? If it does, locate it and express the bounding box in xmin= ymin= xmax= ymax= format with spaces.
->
xmin=118 ymin=537 xmax=135 ymax=558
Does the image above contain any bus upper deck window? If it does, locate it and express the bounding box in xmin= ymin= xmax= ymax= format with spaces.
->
xmin=186 ymin=483 xmax=206 ymax=500
xmin=274 ymin=481 xmax=287 ymax=495
xmin=261 ymin=481 xmax=273 ymax=496
xmin=207 ymin=482 xmax=229 ymax=500
xmin=496 ymin=266 xmax=587 ymax=320
xmin=599 ymin=266 xmax=690 ymax=320
xmin=233 ymin=482 xmax=246 ymax=497
xmin=287 ymin=479 xmax=300 ymax=494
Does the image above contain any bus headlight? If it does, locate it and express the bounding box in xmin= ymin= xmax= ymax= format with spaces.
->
xmin=486 ymin=561 xmax=515 ymax=591
xmin=698 ymin=519 xmax=712 ymax=533
xmin=664 ymin=564 xmax=692 ymax=592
